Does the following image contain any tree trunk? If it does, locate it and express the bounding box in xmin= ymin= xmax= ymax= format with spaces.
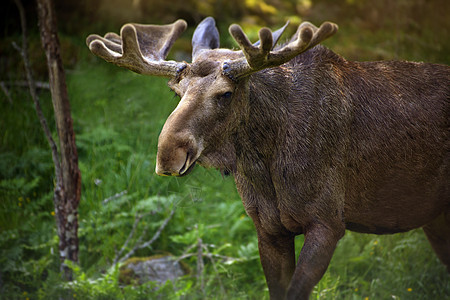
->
xmin=36 ymin=0 xmax=81 ymax=281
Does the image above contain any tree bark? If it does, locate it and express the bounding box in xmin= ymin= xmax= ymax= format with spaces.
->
xmin=36 ymin=0 xmax=81 ymax=281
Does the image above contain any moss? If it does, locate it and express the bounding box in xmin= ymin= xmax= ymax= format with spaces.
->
xmin=118 ymin=267 xmax=138 ymax=285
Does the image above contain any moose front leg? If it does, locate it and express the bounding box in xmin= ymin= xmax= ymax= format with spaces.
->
xmin=257 ymin=231 xmax=296 ymax=300
xmin=286 ymin=222 xmax=345 ymax=300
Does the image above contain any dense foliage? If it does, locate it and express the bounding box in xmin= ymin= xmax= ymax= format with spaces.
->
xmin=1 ymin=0 xmax=449 ymax=299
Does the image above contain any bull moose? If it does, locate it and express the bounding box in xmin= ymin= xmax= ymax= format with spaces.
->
xmin=87 ymin=17 xmax=449 ymax=299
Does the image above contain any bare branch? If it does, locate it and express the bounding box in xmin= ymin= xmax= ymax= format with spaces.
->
xmin=173 ymin=237 xmax=243 ymax=295
xmin=13 ymin=0 xmax=61 ymax=179
xmin=2 ymin=80 xmax=50 ymax=90
xmin=0 ymin=82 xmax=13 ymax=104
xmin=174 ymin=252 xmax=197 ymax=261
xmin=102 ymin=190 xmax=127 ymax=205
xmin=197 ymin=237 xmax=205 ymax=293
xmin=113 ymin=211 xmax=143 ymax=265
xmin=202 ymin=245 xmax=225 ymax=296
xmin=174 ymin=243 xmax=198 ymax=263
xmin=138 ymin=205 xmax=176 ymax=249
xmin=118 ymin=205 xmax=176 ymax=264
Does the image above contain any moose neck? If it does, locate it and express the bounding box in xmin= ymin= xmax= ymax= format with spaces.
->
xmin=231 ymin=46 xmax=349 ymax=178
xmin=199 ymin=46 xmax=347 ymax=178
xmin=232 ymin=68 xmax=291 ymax=175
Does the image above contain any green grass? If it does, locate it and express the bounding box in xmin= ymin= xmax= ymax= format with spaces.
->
xmin=1 ymin=48 xmax=449 ymax=299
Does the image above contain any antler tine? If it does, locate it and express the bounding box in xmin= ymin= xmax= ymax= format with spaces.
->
xmin=86 ymin=20 xmax=188 ymax=78
xmin=223 ymin=21 xmax=338 ymax=81
xmin=228 ymin=24 xmax=273 ymax=69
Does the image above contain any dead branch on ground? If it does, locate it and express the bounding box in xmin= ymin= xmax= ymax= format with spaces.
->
xmin=113 ymin=204 xmax=177 ymax=265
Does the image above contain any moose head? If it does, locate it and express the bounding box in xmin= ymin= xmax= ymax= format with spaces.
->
xmin=86 ymin=17 xmax=337 ymax=177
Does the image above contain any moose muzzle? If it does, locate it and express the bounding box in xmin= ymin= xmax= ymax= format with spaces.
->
xmin=155 ymin=129 xmax=202 ymax=177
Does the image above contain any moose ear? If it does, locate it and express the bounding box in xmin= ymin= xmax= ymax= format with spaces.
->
xmin=192 ymin=17 xmax=220 ymax=60
xmin=253 ymin=21 xmax=289 ymax=49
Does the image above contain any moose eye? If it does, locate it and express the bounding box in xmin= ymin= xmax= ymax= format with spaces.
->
xmin=221 ymin=91 xmax=232 ymax=99
xmin=216 ymin=91 xmax=233 ymax=106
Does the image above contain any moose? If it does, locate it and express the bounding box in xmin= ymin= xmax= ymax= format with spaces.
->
xmin=87 ymin=17 xmax=449 ymax=299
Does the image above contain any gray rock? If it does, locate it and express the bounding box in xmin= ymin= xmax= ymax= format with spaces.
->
xmin=120 ymin=255 xmax=187 ymax=285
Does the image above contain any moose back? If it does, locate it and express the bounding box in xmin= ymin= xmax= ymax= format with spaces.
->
xmin=87 ymin=17 xmax=450 ymax=299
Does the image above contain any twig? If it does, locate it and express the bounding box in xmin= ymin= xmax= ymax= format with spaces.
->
xmin=137 ymin=205 xmax=176 ymax=250
xmin=13 ymin=0 xmax=61 ymax=179
xmin=203 ymin=246 xmax=226 ymax=296
xmin=113 ymin=211 xmax=143 ymax=265
xmin=197 ymin=237 xmax=205 ymax=294
xmin=102 ymin=190 xmax=127 ymax=205
xmin=174 ymin=252 xmax=197 ymax=261
xmin=113 ymin=210 xmax=155 ymax=264
xmin=175 ymin=238 xmax=244 ymax=296
xmin=2 ymin=80 xmax=50 ymax=90
xmin=174 ymin=243 xmax=198 ymax=263
xmin=175 ymin=250 xmax=244 ymax=265
xmin=118 ymin=205 xmax=176 ymax=263
xmin=0 ymin=82 xmax=13 ymax=104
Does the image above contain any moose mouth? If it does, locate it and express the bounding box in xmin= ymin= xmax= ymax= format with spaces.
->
xmin=178 ymin=153 xmax=197 ymax=177
xmin=156 ymin=152 xmax=197 ymax=177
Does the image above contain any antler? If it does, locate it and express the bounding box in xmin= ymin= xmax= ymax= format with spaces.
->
xmin=223 ymin=21 xmax=338 ymax=80
xmin=86 ymin=20 xmax=187 ymax=78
